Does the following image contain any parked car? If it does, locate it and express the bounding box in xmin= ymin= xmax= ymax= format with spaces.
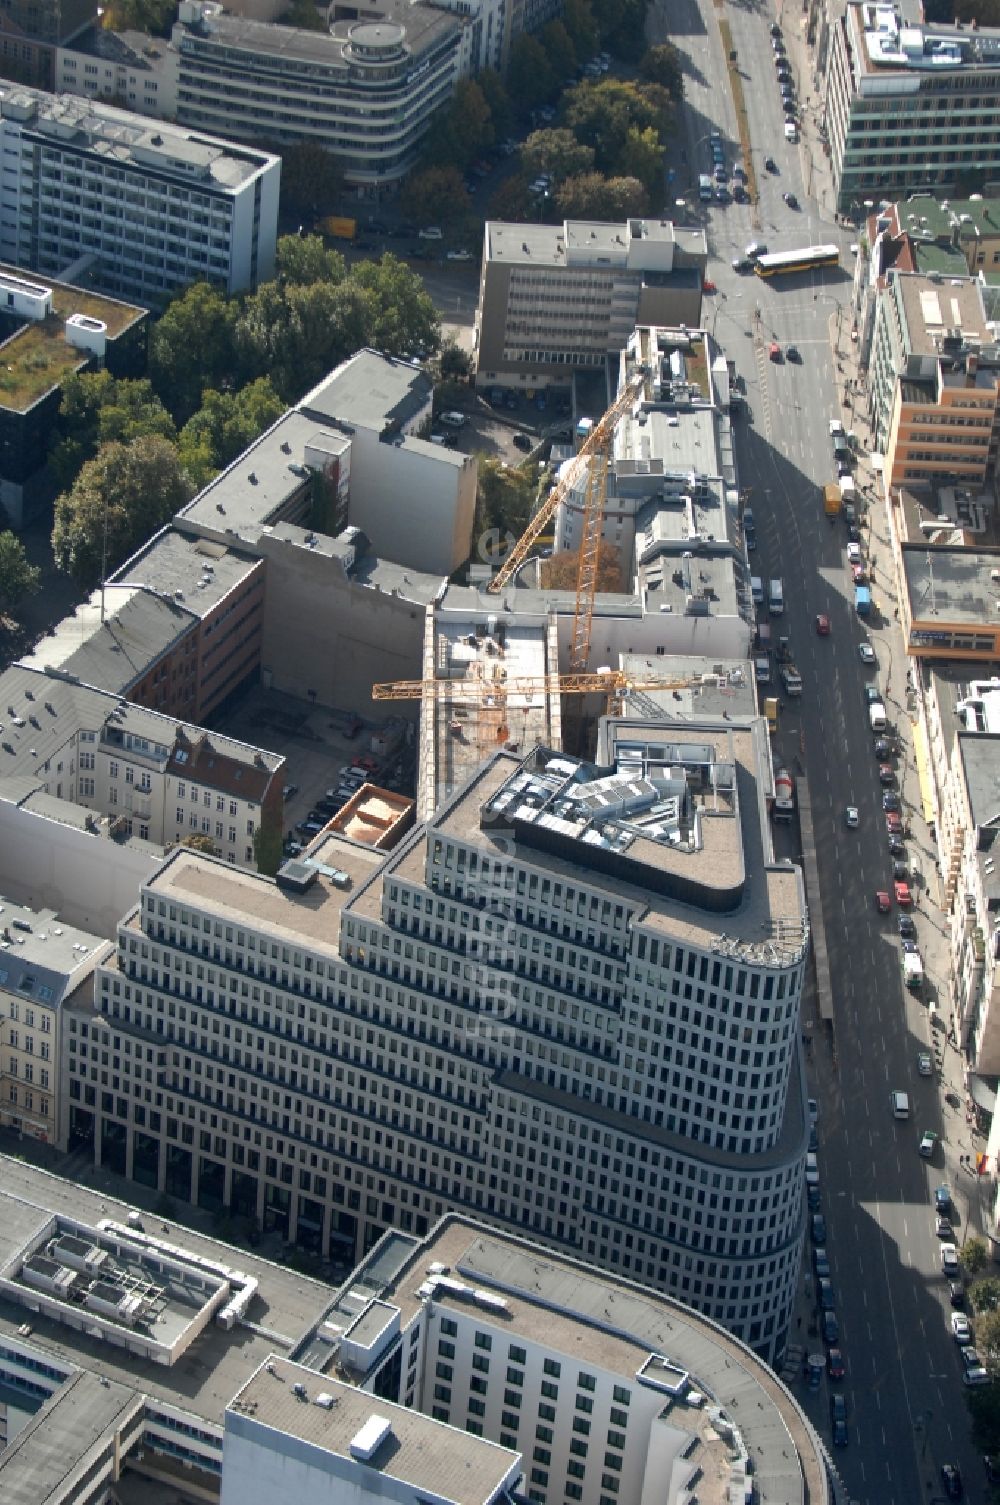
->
xmin=418 ymin=225 xmax=443 ymax=239
xmin=811 ymin=1213 xmax=827 ymax=1245
xmin=874 ymin=890 xmax=891 ymax=914
xmin=830 ymin=1393 xmax=848 ymax=1446
xmin=941 ymin=1463 xmax=963 ymax=1499
xmin=512 ymin=432 xmax=532 ymax=451
xmin=821 ymin=1310 xmax=839 ymax=1345
xmin=941 ymin=1243 xmax=960 ymax=1276
xmin=827 ymin=1346 xmax=845 ymax=1381
xmin=935 ymin=1184 xmax=952 ymax=1214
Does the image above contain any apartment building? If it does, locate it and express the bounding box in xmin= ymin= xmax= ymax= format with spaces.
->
xmin=0 ymin=662 xmax=283 ymax=866
xmin=0 ymin=900 xmax=111 ymax=1146
xmin=0 ymin=83 xmax=279 ymax=302
xmin=69 ymin=721 xmax=810 ymax=1365
xmin=475 ymin=219 xmax=707 ymax=393
xmin=866 ymin=269 xmax=997 ymax=480
xmin=0 ymin=0 xmax=95 ymax=89
xmin=0 ymin=265 xmax=147 ymax=528
xmin=55 ymin=25 xmax=179 ymax=117
xmin=825 ymin=2 xmax=1000 ymax=215
xmin=172 ymin=0 xmax=463 ymax=196
xmin=221 ymin=1216 xmax=829 ymax=1505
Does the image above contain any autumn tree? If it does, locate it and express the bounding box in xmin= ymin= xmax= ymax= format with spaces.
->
xmin=540 ymin=538 xmax=623 ymax=593
xmin=423 ymin=80 xmax=494 ymax=171
xmin=101 ymin=0 xmax=176 ymax=36
xmin=539 ymin=18 xmax=577 ymax=81
xmin=182 ymin=833 xmax=218 ymax=855
xmin=399 ymin=166 xmax=471 ymax=226
xmin=555 ymin=172 xmax=648 ymax=219
xmin=562 ymin=80 xmax=666 ymax=176
xmin=52 ymin=436 xmax=194 ymax=586
xmin=561 ymin=0 xmax=598 ymax=59
xmin=478 ymin=68 xmax=514 ymax=141
xmin=487 ymin=176 xmax=531 ymax=221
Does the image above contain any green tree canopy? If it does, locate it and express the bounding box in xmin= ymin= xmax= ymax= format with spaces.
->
xmin=399 ymin=166 xmax=472 ymax=226
xmin=562 ymin=79 xmax=666 ymax=175
xmin=436 ymin=339 xmax=472 ymax=383
xmin=350 ymin=255 xmax=440 ymax=357
xmin=487 ymin=176 xmax=531 ymax=221
xmin=555 ymin=172 xmax=648 ymax=219
xmin=478 ymin=68 xmax=514 ymax=141
xmin=52 ymin=436 xmax=195 ymax=586
xmin=475 ymin=457 xmax=536 ymax=541
xmin=617 ymin=125 xmax=664 ymax=199
xmin=961 ymin=1237 xmax=992 ymax=1281
xmin=50 ymin=372 xmax=176 ymax=490
xmin=101 ymin=0 xmax=176 ymax=36
xmin=598 ymin=0 xmax=650 ymax=62
xmin=972 ymin=1275 xmax=1000 ymax=1313
xmin=275 ymin=232 xmax=346 ymax=287
xmin=279 ymin=142 xmax=345 ymax=219
xmin=423 ymin=81 xmax=494 ymax=171
xmin=521 ymin=128 xmax=595 ymax=183
xmin=561 ymin=0 xmax=598 ymax=58
xmin=177 ymin=378 xmax=285 ymax=489
xmin=539 ymin=19 xmax=577 ymax=81
xmin=277 ymin=0 xmax=326 ymax=28
xmin=507 ymin=34 xmax=556 ymax=111
xmin=0 ymin=531 xmax=40 ymax=616
xmin=182 ymin=832 xmax=218 ymax=855
xmin=639 ymin=43 xmax=685 ymax=101
xmin=149 ymin=281 xmax=238 ymax=424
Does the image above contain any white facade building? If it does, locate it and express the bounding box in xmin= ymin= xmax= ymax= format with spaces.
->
xmin=0 ymin=83 xmax=279 ymax=301
xmin=70 ymin=719 xmax=809 ymax=1365
xmin=55 ymin=27 xmax=180 ymax=118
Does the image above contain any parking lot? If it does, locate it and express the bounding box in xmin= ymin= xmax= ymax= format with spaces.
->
xmin=219 ymin=683 xmax=415 ymax=850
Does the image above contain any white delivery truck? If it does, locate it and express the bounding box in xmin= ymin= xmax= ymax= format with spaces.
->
xmin=869 ymin=700 xmax=888 ymax=732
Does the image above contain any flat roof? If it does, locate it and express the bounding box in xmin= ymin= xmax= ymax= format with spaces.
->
xmin=0 ymin=895 xmax=109 ymax=995
xmin=895 ymin=271 xmax=989 ymax=353
xmin=616 ymin=653 xmax=757 ymax=720
xmin=851 ymin=2 xmax=1000 ymax=76
xmin=0 ymin=85 xmax=277 ymax=188
xmin=330 ymin=1216 xmax=824 ymax=1505
xmin=231 ymin=1358 xmax=518 ymax=1504
xmin=178 ymin=0 xmax=458 ymax=69
xmin=328 ymin=786 xmax=414 ymax=848
xmin=146 ymin=844 xmax=381 ymax=955
xmin=959 ymin=730 xmax=1000 ymax=827
xmin=901 ymin=542 xmax=1000 ymax=624
xmin=0 ymin=263 xmax=145 ymax=414
xmin=178 ymin=410 xmax=330 ymax=540
xmin=300 ymin=349 xmax=432 ymax=433
xmin=20 ymin=585 xmax=197 ymax=693
xmin=0 ymin=1157 xmax=338 ymax=1424
xmin=0 ymin=1369 xmax=139 ymax=1505
xmin=900 ymin=193 xmax=1000 ymax=243
xmin=111 ymin=529 xmax=262 ymax=618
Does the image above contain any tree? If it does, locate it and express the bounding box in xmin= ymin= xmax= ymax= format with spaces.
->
xmin=52 ymin=436 xmax=195 ymax=586
xmin=555 ymin=172 xmax=648 ymax=219
xmin=561 ymin=0 xmax=598 ymax=59
xmin=540 ymin=19 xmax=577 ymax=82
xmin=424 ymin=81 xmax=494 ymax=171
xmin=478 ymin=68 xmax=514 ymax=142
xmin=617 ymin=125 xmax=664 ymax=199
xmin=506 ymin=34 xmax=556 ymax=112
xmin=540 ymin=538 xmax=623 ymax=592
xmin=182 ymin=833 xmax=218 ymax=855
xmin=436 ymin=339 xmax=472 ymax=383
xmin=275 ymin=232 xmax=345 ymax=287
xmin=277 ymin=0 xmax=326 ymax=27
xmin=349 ymin=254 xmax=441 ymax=357
xmin=101 ymin=0 xmax=176 ymax=36
xmin=50 ymin=372 xmax=176 ymax=490
xmin=562 ymin=80 xmax=664 ymax=175
xmin=234 ymin=278 xmax=377 ymax=402
xmin=150 ymin=281 xmax=238 ymax=424
xmin=399 ymin=166 xmax=472 ymax=226
xmin=487 ymin=176 xmax=531 ymax=221
xmin=962 ymin=1238 xmax=992 ymax=1281
xmin=599 ymin=0 xmax=650 ymax=62
xmin=639 ymin=42 xmax=685 ymax=101
xmin=475 ymin=457 xmax=537 ymax=541
xmin=178 ymin=378 xmax=285 ymax=489
xmin=521 ymin=128 xmax=595 ymax=183
xmin=976 ymin=1309 xmax=1000 ymax=1369
xmin=0 ymin=531 xmax=40 ymax=615
xmin=972 ymin=1276 xmax=1000 ymax=1314
xmin=253 ymin=824 xmax=283 ymax=876
xmin=279 ymin=142 xmax=345 ymax=219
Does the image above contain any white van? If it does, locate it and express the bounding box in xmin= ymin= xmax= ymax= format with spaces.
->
xmin=891 ymin=1090 xmax=910 ymax=1119
xmin=784 ymin=122 xmax=798 ymax=142
xmin=751 ymin=575 xmax=764 ymax=606
xmin=439 ymin=411 xmax=467 ymax=430
xmin=768 ymin=578 xmax=784 ymax=614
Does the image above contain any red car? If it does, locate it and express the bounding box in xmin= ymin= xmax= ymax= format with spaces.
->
xmin=815 ymin=614 xmax=831 ymax=636
xmin=894 ymin=880 xmax=912 ymax=907
xmin=851 ymin=562 xmax=866 ymax=584
xmin=878 ymin=764 xmax=895 ymax=785
xmin=353 ymin=754 xmax=378 ymax=771
xmin=875 ymin=890 xmax=892 ymax=914
xmin=769 ymin=342 xmax=782 ymax=361
xmin=827 ymin=1347 xmax=845 ymax=1381
xmin=703 ymin=278 xmax=717 ymax=293
xmin=886 ymin=811 xmax=903 ymax=835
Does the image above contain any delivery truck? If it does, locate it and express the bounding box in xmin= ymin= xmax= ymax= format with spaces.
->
xmin=823 ymin=482 xmax=841 ymax=517
xmin=320 ymin=215 xmax=357 ymax=241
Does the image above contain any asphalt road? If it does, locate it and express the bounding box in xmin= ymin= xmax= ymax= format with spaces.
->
xmin=655 ymin=0 xmax=990 ymax=1498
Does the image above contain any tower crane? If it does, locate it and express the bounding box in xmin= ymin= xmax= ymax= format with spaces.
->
xmin=485 ymin=374 xmax=645 ymax=674
xmin=372 ymin=667 xmax=708 ymax=720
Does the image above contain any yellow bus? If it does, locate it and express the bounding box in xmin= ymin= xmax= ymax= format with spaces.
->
xmin=754 ymin=244 xmax=839 ymax=278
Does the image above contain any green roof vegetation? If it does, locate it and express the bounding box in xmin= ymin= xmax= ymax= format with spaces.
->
xmin=0 ymin=276 xmax=143 ymax=413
